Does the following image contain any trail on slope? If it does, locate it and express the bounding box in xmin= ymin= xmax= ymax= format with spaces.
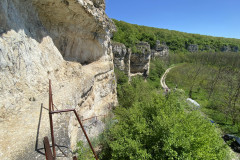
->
xmin=160 ymin=64 xmax=239 ymax=160
xmin=160 ymin=66 xmax=175 ymax=90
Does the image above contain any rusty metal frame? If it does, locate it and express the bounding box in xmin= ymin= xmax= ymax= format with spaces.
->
xmin=43 ymin=136 xmax=54 ymax=160
xmin=48 ymin=80 xmax=98 ymax=160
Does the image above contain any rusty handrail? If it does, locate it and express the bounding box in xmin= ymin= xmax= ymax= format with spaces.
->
xmin=49 ymin=80 xmax=56 ymax=158
xmin=43 ymin=137 xmax=54 ymax=160
xmin=48 ymin=80 xmax=98 ymax=160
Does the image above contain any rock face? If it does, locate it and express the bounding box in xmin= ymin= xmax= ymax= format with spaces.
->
xmin=221 ymin=45 xmax=231 ymax=52
xmin=0 ymin=0 xmax=117 ymax=159
xmin=187 ymin=44 xmax=199 ymax=52
xmin=112 ymin=41 xmax=151 ymax=78
xmin=220 ymin=45 xmax=239 ymax=52
xmin=152 ymin=40 xmax=169 ymax=58
xmin=112 ymin=42 xmax=131 ymax=77
xmin=232 ymin=46 xmax=239 ymax=52
xmin=34 ymin=0 xmax=115 ymax=64
xmin=130 ymin=42 xmax=151 ymax=77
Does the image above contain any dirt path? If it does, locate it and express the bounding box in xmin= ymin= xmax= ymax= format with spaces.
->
xmin=160 ymin=66 xmax=175 ymax=90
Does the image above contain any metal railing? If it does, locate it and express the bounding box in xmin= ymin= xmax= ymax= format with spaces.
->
xmin=44 ymin=80 xmax=98 ymax=160
xmin=43 ymin=136 xmax=77 ymax=160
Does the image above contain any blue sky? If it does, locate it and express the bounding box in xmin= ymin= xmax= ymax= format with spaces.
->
xmin=105 ymin=0 xmax=240 ymax=39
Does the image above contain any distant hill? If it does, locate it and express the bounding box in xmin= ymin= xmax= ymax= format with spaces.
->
xmin=112 ymin=19 xmax=240 ymax=53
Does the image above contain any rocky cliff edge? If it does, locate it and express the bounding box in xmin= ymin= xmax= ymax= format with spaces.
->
xmin=0 ymin=0 xmax=117 ymax=159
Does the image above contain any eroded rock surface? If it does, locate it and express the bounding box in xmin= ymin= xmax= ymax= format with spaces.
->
xmin=112 ymin=41 xmax=151 ymax=78
xmin=112 ymin=42 xmax=131 ymax=77
xmin=187 ymin=44 xmax=199 ymax=52
xmin=130 ymin=42 xmax=151 ymax=77
xmin=0 ymin=0 xmax=117 ymax=159
xmin=152 ymin=40 xmax=169 ymax=59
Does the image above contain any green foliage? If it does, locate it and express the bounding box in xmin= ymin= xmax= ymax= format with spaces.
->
xmin=166 ymin=54 xmax=240 ymax=136
xmin=115 ymin=69 xmax=128 ymax=85
xmin=112 ymin=19 xmax=240 ymax=53
xmin=99 ymin=74 xmax=230 ymax=159
xmin=75 ymin=141 xmax=95 ymax=160
xmin=148 ymin=59 xmax=165 ymax=88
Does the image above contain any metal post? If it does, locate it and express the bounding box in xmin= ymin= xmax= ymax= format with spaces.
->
xmin=49 ymin=80 xmax=56 ymax=158
xmin=48 ymin=80 xmax=98 ymax=160
xmin=43 ymin=137 xmax=54 ymax=160
xmin=74 ymin=110 xmax=98 ymax=160
xmin=73 ymin=156 xmax=77 ymax=160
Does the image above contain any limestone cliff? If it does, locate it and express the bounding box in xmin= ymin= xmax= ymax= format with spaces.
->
xmin=130 ymin=42 xmax=151 ymax=77
xmin=111 ymin=41 xmax=131 ymax=77
xmin=187 ymin=44 xmax=199 ymax=52
xmin=151 ymin=40 xmax=169 ymax=59
xmin=0 ymin=0 xmax=117 ymax=159
xmin=112 ymin=41 xmax=151 ymax=78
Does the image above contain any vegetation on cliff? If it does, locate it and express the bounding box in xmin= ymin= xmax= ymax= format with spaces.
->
xmin=112 ymin=19 xmax=240 ymax=53
xmin=97 ymin=60 xmax=230 ymax=159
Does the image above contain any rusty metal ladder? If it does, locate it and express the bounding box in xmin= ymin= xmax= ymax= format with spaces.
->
xmin=43 ymin=80 xmax=98 ymax=160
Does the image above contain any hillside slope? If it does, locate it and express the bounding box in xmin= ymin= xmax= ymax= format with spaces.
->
xmin=112 ymin=19 xmax=240 ymax=53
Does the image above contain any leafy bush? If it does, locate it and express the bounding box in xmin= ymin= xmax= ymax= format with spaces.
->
xmin=99 ymin=75 xmax=230 ymax=159
xmin=75 ymin=141 xmax=95 ymax=160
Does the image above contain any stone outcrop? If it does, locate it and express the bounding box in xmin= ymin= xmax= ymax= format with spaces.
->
xmin=221 ymin=45 xmax=231 ymax=52
xmin=232 ymin=46 xmax=239 ymax=52
xmin=130 ymin=42 xmax=151 ymax=77
xmin=0 ymin=0 xmax=117 ymax=159
xmin=221 ymin=45 xmax=239 ymax=52
xmin=187 ymin=44 xmax=199 ymax=52
xmin=111 ymin=42 xmax=131 ymax=77
xmin=112 ymin=41 xmax=152 ymax=78
xmin=151 ymin=40 xmax=169 ymax=59
xmin=218 ymin=45 xmax=240 ymax=52
xmin=34 ymin=0 xmax=116 ymax=64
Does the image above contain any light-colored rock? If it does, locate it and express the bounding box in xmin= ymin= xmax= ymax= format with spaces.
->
xmin=232 ymin=46 xmax=239 ymax=52
xmin=0 ymin=0 xmax=117 ymax=159
xmin=187 ymin=44 xmax=199 ymax=52
xmin=130 ymin=42 xmax=151 ymax=77
xmin=111 ymin=42 xmax=131 ymax=77
xmin=221 ymin=45 xmax=231 ymax=52
xmin=112 ymin=42 xmax=127 ymax=71
xmin=152 ymin=40 xmax=169 ymax=58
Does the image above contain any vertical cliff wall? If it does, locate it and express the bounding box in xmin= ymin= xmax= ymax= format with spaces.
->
xmin=0 ymin=0 xmax=117 ymax=159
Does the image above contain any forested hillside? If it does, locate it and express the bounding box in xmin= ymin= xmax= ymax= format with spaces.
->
xmin=166 ymin=52 xmax=240 ymax=136
xmin=112 ymin=19 xmax=240 ymax=53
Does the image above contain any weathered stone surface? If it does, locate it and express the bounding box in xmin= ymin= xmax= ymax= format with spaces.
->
xmin=112 ymin=42 xmax=127 ymax=71
xmin=33 ymin=0 xmax=115 ymax=64
xmin=130 ymin=42 xmax=151 ymax=77
xmin=152 ymin=40 xmax=169 ymax=58
xmin=92 ymin=0 xmax=106 ymax=9
xmin=221 ymin=45 xmax=231 ymax=52
xmin=232 ymin=46 xmax=239 ymax=52
xmin=0 ymin=0 xmax=117 ymax=159
xmin=111 ymin=42 xmax=131 ymax=77
xmin=125 ymin=48 xmax=132 ymax=78
xmin=187 ymin=44 xmax=198 ymax=52
xmin=201 ymin=45 xmax=211 ymax=51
